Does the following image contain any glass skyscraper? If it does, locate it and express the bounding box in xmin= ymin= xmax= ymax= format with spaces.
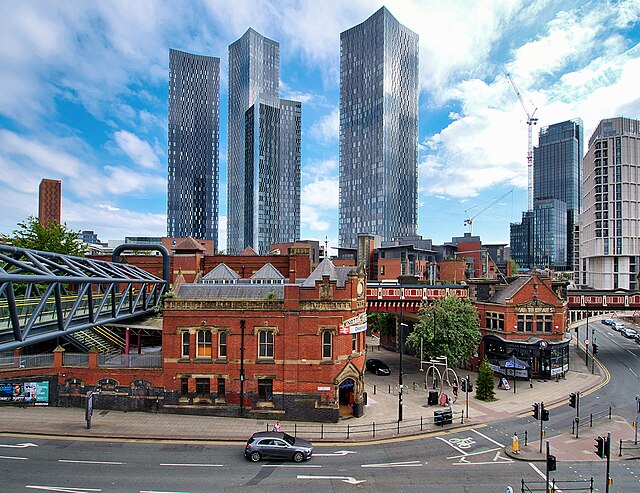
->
xmin=166 ymin=49 xmax=220 ymax=246
xmin=339 ymin=7 xmax=419 ymax=248
xmin=227 ymin=29 xmax=301 ymax=254
xmin=510 ymin=119 xmax=582 ymax=270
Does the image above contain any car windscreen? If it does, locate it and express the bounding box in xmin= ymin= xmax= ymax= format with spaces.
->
xmin=283 ymin=433 xmax=295 ymax=445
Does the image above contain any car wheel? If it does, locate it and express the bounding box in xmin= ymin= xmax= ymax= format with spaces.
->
xmin=292 ymin=452 xmax=304 ymax=463
xmin=249 ymin=451 xmax=261 ymax=462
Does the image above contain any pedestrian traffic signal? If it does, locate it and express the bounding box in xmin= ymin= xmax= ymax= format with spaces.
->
xmin=592 ymin=343 xmax=598 ymax=355
xmin=569 ymin=392 xmax=577 ymax=408
xmin=547 ymin=453 xmax=557 ymax=472
xmin=532 ymin=402 xmax=540 ymax=420
xmin=595 ymin=436 xmax=606 ymax=459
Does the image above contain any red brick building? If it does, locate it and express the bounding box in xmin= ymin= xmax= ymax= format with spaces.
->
xmin=161 ymin=258 xmax=367 ymax=421
xmin=473 ymin=275 xmax=569 ymax=379
xmin=38 ymin=178 xmax=62 ymax=225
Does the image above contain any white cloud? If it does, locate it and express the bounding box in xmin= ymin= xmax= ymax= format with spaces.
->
xmin=309 ymin=109 xmax=339 ymax=144
xmin=113 ymin=130 xmax=161 ymax=169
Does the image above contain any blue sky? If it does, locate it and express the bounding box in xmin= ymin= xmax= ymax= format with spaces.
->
xmin=1 ymin=0 xmax=639 ymax=253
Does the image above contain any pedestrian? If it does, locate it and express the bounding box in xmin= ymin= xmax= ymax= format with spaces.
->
xmin=452 ymin=381 xmax=458 ymax=397
xmin=512 ymin=432 xmax=519 ymax=454
xmin=273 ymin=420 xmax=281 ymax=432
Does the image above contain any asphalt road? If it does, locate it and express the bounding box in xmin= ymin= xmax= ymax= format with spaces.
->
xmin=1 ymin=318 xmax=638 ymax=493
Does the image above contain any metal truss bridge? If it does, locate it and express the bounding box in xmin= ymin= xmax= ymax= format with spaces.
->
xmin=0 ymin=245 xmax=167 ymax=352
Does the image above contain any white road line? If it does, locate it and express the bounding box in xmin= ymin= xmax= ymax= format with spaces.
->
xmin=140 ymin=491 xmax=194 ymax=493
xmin=0 ymin=442 xmax=38 ymax=448
xmin=26 ymin=487 xmax=101 ymax=492
xmin=436 ymin=436 xmax=468 ymax=455
xmin=471 ymin=428 xmax=505 ymax=447
xmin=262 ymin=464 xmax=321 ymax=468
xmin=361 ymin=460 xmax=423 ymax=468
xmin=447 ymin=447 xmax=501 ymax=459
xmin=313 ymin=450 xmax=357 ymax=457
xmin=297 ymin=475 xmax=366 ymax=485
xmin=0 ymin=455 xmax=28 ymax=460
xmin=630 ymin=367 xmax=638 ymax=378
xmin=160 ymin=463 xmax=224 ymax=467
xmin=58 ymin=459 xmax=124 ymax=465
xmin=529 ymin=463 xmax=563 ymax=493
xmin=452 ymin=460 xmax=513 ymax=466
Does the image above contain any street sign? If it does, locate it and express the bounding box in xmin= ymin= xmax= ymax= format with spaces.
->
xmin=585 ymin=339 xmax=590 ymax=345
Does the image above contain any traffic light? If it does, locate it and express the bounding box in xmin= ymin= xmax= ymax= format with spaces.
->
xmin=595 ymin=436 xmax=605 ymax=459
xmin=592 ymin=343 xmax=599 ymax=355
xmin=547 ymin=454 xmax=557 ymax=472
xmin=541 ymin=402 xmax=549 ymax=421
xmin=569 ymin=392 xmax=577 ymax=408
xmin=532 ymin=402 xmax=540 ymax=420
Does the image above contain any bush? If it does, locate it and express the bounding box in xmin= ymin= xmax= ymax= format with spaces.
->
xmin=475 ymin=357 xmax=496 ymax=401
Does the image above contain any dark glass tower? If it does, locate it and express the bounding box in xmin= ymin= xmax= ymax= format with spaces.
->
xmin=166 ymin=49 xmax=220 ymax=246
xmin=227 ymin=29 xmax=301 ymax=254
xmin=339 ymin=7 xmax=419 ymax=248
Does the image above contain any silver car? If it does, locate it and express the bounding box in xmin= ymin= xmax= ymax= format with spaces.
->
xmin=622 ymin=328 xmax=638 ymax=338
xmin=245 ymin=431 xmax=313 ymax=463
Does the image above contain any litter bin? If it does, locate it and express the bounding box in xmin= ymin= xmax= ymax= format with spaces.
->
xmin=428 ymin=390 xmax=439 ymax=406
xmin=434 ymin=408 xmax=453 ymax=426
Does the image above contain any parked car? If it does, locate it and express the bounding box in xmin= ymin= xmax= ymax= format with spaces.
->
xmin=622 ymin=328 xmax=638 ymax=338
xmin=601 ymin=319 xmax=614 ymax=326
xmin=245 ymin=431 xmax=313 ymax=463
xmin=366 ymin=358 xmax=391 ymax=376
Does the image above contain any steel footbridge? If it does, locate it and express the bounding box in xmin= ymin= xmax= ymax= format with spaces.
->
xmin=0 ymin=245 xmax=168 ymax=352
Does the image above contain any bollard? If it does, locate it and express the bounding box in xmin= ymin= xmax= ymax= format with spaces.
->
xmin=372 ymin=422 xmax=376 ymax=438
xmin=294 ymin=423 xmax=297 ymax=436
xmin=388 ymin=385 xmax=391 ymax=394
xmin=524 ymin=430 xmax=528 ymax=446
xmin=619 ymin=438 xmax=623 ymax=457
xmin=373 ymin=384 xmax=376 ymax=395
xmin=608 ymin=406 xmax=612 ymax=419
xmin=347 ymin=424 xmax=350 ymax=439
xmin=321 ymin=424 xmax=324 ymax=439
xmin=461 ymin=409 xmax=464 ymax=424
xmin=420 ymin=416 xmax=423 ymax=431
xmin=572 ymin=420 xmax=575 ymax=435
xmin=397 ymin=420 xmax=400 ymax=434
xmin=590 ymin=413 xmax=593 ymax=427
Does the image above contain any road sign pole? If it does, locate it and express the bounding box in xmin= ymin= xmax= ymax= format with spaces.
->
xmin=539 ymin=401 xmax=544 ymax=454
xmin=605 ymin=432 xmax=611 ymax=493
xmin=545 ymin=441 xmax=550 ymax=493
xmin=576 ymin=392 xmax=580 ymax=439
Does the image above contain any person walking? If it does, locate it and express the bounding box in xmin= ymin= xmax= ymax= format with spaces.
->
xmin=452 ymin=381 xmax=459 ymax=398
xmin=512 ymin=432 xmax=519 ymax=454
xmin=273 ymin=420 xmax=281 ymax=432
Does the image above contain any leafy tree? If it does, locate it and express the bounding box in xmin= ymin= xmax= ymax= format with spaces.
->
xmin=507 ymin=259 xmax=520 ymax=275
xmin=406 ymin=295 xmax=481 ymax=367
xmin=367 ymin=312 xmax=396 ymax=338
xmin=475 ymin=357 xmax=496 ymax=401
xmin=7 ymin=216 xmax=84 ymax=256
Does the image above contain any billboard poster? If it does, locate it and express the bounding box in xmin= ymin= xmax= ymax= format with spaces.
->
xmin=339 ymin=312 xmax=368 ymax=334
xmin=0 ymin=381 xmax=49 ymax=405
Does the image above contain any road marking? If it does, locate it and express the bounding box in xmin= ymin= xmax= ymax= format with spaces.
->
xmin=297 ymin=475 xmax=366 ymax=485
xmin=262 ymin=464 xmax=321 ymax=468
xmin=0 ymin=442 xmax=38 ymax=448
xmin=58 ymin=459 xmax=124 ymax=465
xmin=160 ymin=463 xmax=224 ymax=467
xmin=26 ymin=487 xmax=101 ymax=492
xmin=140 ymin=491 xmax=195 ymax=493
xmin=529 ymin=463 xmax=563 ymax=492
xmin=436 ymin=436 xmax=468 ymax=455
xmin=447 ymin=437 xmax=476 ymax=448
xmin=361 ymin=460 xmax=423 ymax=468
xmin=471 ymin=428 xmax=505 ymax=447
xmin=313 ymin=450 xmax=357 ymax=457
xmin=447 ymin=447 xmax=501 ymax=459
xmin=630 ymin=367 xmax=638 ymax=378
xmin=0 ymin=455 xmax=28 ymax=460
xmin=452 ymin=459 xmax=513 ymax=466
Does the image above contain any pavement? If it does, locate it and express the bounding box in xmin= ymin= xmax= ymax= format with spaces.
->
xmin=3 ymin=331 xmax=632 ymax=455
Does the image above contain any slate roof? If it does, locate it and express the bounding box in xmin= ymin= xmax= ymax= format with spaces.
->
xmin=301 ymin=258 xmax=356 ymax=288
xmin=489 ymin=276 xmax=531 ymax=305
xmin=202 ymin=263 xmax=241 ymax=282
xmin=177 ymin=283 xmax=284 ymax=300
xmin=173 ymin=236 xmax=207 ymax=252
xmin=250 ymin=263 xmax=285 ymax=281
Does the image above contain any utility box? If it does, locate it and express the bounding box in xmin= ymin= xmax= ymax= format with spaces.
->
xmin=434 ymin=408 xmax=453 ymax=426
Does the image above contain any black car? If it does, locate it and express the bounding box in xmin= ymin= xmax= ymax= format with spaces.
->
xmin=366 ymin=358 xmax=391 ymax=376
xmin=245 ymin=431 xmax=313 ymax=463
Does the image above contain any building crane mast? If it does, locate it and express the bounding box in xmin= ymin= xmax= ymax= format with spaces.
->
xmin=464 ymin=189 xmax=514 ymax=234
xmin=506 ymin=73 xmax=538 ymax=211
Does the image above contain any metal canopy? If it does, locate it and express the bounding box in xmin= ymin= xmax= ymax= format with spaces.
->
xmin=0 ymin=245 xmax=167 ymax=351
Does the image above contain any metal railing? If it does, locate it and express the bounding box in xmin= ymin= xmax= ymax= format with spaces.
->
xmin=521 ymin=478 xmax=593 ymax=493
xmin=264 ymin=410 xmax=463 ymax=440
xmin=98 ymin=353 xmax=162 ymax=368
xmin=63 ymin=353 xmax=89 ymax=367
xmin=20 ymin=354 xmax=54 ymax=368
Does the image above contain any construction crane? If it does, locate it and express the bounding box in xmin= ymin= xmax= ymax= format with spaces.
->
xmin=464 ymin=189 xmax=514 ymax=234
xmin=506 ymin=73 xmax=538 ymax=211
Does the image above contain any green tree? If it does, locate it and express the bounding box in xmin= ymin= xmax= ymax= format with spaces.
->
xmin=475 ymin=357 xmax=496 ymax=401
xmin=7 ymin=216 xmax=84 ymax=256
xmin=406 ymin=295 xmax=481 ymax=367
xmin=367 ymin=312 xmax=396 ymax=338
xmin=507 ymin=259 xmax=520 ymax=275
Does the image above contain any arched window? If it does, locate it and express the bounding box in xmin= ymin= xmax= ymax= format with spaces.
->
xmin=322 ymin=331 xmax=332 ymax=359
